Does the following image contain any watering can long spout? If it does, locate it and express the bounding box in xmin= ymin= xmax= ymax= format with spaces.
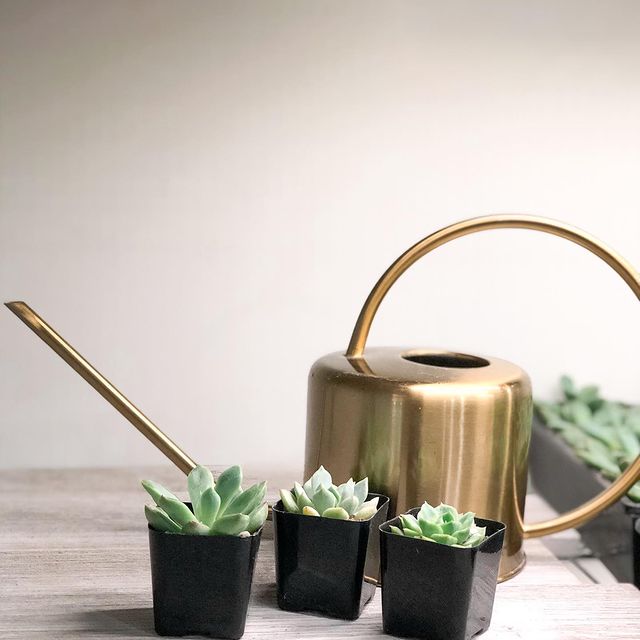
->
xmin=5 ymin=301 xmax=197 ymax=474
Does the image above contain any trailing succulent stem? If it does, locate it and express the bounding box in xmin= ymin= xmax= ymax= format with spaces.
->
xmin=143 ymin=465 xmax=268 ymax=536
xmin=535 ymin=375 xmax=640 ymax=502
xmin=280 ymin=466 xmax=379 ymax=520
xmin=390 ymin=501 xmax=487 ymax=548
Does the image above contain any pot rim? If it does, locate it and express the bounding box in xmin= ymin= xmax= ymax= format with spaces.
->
xmin=380 ymin=507 xmax=505 ymax=553
xmin=272 ymin=492 xmax=389 ymax=524
xmin=147 ymin=523 xmax=264 ymax=538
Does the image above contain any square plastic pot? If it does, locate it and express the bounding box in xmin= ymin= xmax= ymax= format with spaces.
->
xmin=634 ymin=517 xmax=640 ymax=588
xmin=380 ymin=509 xmax=505 ymax=640
xmin=272 ymin=493 xmax=389 ymax=620
xmin=148 ymin=506 xmax=261 ymax=639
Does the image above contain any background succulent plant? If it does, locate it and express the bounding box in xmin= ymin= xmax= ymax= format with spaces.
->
xmin=280 ymin=466 xmax=379 ymax=520
xmin=536 ymin=375 xmax=640 ymax=501
xmin=390 ymin=501 xmax=487 ymax=548
xmin=143 ymin=464 xmax=268 ymax=536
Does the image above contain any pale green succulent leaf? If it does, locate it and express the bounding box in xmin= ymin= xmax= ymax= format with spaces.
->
xmin=226 ymin=481 xmax=267 ymax=516
xmin=338 ymin=478 xmax=355 ymax=501
xmin=340 ymin=496 xmax=360 ymax=516
xmin=158 ymin=495 xmax=196 ymax=527
xmin=295 ymin=487 xmax=314 ymax=511
xmin=464 ymin=532 xmax=486 ymax=547
xmin=313 ymin=486 xmax=337 ymax=514
xmin=195 ymin=486 xmax=220 ymax=527
xmin=302 ymin=477 xmax=314 ymax=496
xmin=560 ymin=374 xmax=577 ymax=400
xmin=440 ymin=510 xmax=455 ymax=524
xmin=353 ymin=497 xmax=379 ymax=520
xmin=353 ymin=504 xmax=377 ymax=520
xmin=182 ymin=520 xmax=210 ymax=535
xmin=437 ymin=503 xmax=457 ymax=518
xmin=403 ymin=527 xmax=422 ymax=538
xmin=418 ymin=519 xmax=443 ymax=537
xmin=458 ymin=512 xmax=475 ymax=528
xmin=187 ymin=465 xmax=214 ymax=508
xmin=470 ymin=525 xmax=486 ymax=538
xmin=353 ymin=477 xmax=368 ymax=504
xmin=418 ymin=501 xmax=438 ymax=522
xmin=616 ymin=426 xmax=640 ymax=459
xmin=322 ymin=507 xmax=350 ymax=520
xmin=280 ymin=489 xmax=299 ymax=513
xmin=247 ymin=503 xmax=268 ymax=533
xmin=209 ymin=513 xmax=250 ymax=536
xmin=400 ymin=514 xmax=422 ymax=534
xmin=431 ymin=533 xmax=458 ymax=545
xmin=144 ymin=504 xmax=181 ymax=533
xmin=440 ymin=520 xmax=455 ymax=535
xmin=310 ymin=465 xmax=332 ymax=492
xmin=389 ymin=525 xmax=404 ymax=536
xmin=628 ymin=483 xmax=640 ymax=502
xmin=453 ymin=527 xmax=471 ymax=544
xmin=215 ymin=465 xmax=243 ymax=513
xmin=141 ymin=479 xmax=178 ymax=506
xmin=577 ymin=385 xmax=600 ymax=408
xmin=560 ymin=400 xmax=592 ymax=429
xmin=302 ymin=505 xmax=320 ymax=516
xmin=360 ymin=496 xmax=379 ymax=510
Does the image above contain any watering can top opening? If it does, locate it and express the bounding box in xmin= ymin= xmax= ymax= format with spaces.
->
xmin=314 ymin=346 xmax=527 ymax=389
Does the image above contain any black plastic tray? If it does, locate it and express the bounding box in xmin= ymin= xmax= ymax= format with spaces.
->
xmin=529 ymin=414 xmax=640 ymax=585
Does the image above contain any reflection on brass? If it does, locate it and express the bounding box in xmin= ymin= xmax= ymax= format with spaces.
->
xmin=5 ymin=301 xmax=196 ymax=475
xmin=305 ymin=214 xmax=640 ymax=581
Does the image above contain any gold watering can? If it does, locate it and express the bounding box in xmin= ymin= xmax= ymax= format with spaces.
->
xmin=304 ymin=215 xmax=640 ymax=581
xmin=6 ymin=215 xmax=640 ymax=582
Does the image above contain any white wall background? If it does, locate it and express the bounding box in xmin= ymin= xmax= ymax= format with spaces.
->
xmin=1 ymin=0 xmax=639 ymax=471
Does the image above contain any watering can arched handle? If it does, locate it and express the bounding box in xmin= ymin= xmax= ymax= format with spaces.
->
xmin=346 ymin=214 xmax=640 ymax=538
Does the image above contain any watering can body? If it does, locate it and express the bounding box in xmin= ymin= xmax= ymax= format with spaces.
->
xmin=304 ymin=215 xmax=640 ymax=581
xmin=305 ymin=347 xmax=532 ymax=579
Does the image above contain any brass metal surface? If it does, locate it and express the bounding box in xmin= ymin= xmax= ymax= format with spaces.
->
xmin=306 ymin=214 xmax=640 ymax=580
xmin=5 ymin=301 xmax=196 ymax=475
xmin=306 ymin=347 xmax=531 ymax=579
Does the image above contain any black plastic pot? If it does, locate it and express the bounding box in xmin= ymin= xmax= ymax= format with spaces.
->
xmin=272 ymin=493 xmax=389 ymax=620
xmin=148 ymin=504 xmax=262 ymax=639
xmin=530 ymin=413 xmax=640 ymax=585
xmin=380 ymin=509 xmax=505 ymax=640
xmin=634 ymin=512 xmax=640 ymax=587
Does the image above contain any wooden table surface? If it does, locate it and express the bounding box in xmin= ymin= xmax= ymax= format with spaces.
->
xmin=1 ymin=466 xmax=639 ymax=639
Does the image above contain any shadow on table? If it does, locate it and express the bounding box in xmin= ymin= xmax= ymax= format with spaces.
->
xmin=79 ymin=607 xmax=155 ymax=636
xmin=250 ymin=581 xmax=278 ymax=608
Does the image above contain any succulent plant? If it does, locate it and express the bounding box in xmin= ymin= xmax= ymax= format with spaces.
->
xmin=279 ymin=466 xmax=379 ymax=521
xmin=535 ymin=375 xmax=640 ymax=502
xmin=142 ymin=464 xmax=268 ymax=536
xmin=389 ymin=501 xmax=487 ymax=548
